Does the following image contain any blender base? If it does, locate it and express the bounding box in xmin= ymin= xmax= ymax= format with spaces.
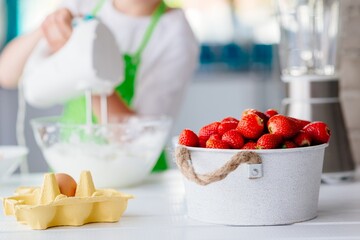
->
xmin=321 ymin=171 xmax=355 ymax=184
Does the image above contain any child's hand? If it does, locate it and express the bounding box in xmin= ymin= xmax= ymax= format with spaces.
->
xmin=41 ymin=8 xmax=73 ymax=53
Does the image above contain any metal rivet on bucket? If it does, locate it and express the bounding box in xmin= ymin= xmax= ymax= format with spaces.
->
xmin=248 ymin=164 xmax=263 ymax=179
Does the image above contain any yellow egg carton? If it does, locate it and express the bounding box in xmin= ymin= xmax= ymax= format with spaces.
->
xmin=2 ymin=171 xmax=133 ymax=230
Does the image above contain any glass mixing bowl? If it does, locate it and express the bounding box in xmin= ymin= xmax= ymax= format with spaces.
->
xmin=31 ymin=116 xmax=172 ymax=188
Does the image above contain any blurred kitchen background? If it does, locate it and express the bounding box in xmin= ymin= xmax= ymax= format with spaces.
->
xmin=0 ymin=0 xmax=359 ymax=172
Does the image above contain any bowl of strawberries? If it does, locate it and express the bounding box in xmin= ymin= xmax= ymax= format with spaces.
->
xmin=175 ymin=108 xmax=330 ymax=226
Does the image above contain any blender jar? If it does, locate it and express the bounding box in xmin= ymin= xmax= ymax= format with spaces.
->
xmin=277 ymin=0 xmax=339 ymax=76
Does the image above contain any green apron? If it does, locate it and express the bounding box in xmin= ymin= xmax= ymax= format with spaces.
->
xmin=62 ymin=0 xmax=168 ymax=171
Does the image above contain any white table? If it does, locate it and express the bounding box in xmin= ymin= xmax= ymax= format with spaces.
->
xmin=1 ymin=170 xmax=360 ymax=240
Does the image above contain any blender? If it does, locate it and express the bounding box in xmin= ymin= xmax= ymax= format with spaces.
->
xmin=277 ymin=0 xmax=355 ymax=183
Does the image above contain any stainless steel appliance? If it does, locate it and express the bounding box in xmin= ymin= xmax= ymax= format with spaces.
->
xmin=277 ymin=0 xmax=355 ymax=183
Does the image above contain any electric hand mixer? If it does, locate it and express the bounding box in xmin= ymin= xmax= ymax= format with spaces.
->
xmin=22 ymin=18 xmax=123 ymax=124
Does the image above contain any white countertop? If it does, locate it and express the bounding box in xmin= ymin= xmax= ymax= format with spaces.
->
xmin=1 ymin=170 xmax=360 ymax=240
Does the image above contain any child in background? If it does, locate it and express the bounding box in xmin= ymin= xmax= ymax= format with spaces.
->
xmin=0 ymin=0 xmax=199 ymax=171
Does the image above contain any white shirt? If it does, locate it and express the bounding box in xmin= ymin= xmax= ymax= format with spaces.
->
xmin=62 ymin=0 xmax=199 ymax=119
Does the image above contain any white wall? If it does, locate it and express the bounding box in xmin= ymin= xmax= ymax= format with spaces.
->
xmin=0 ymin=88 xmax=62 ymax=172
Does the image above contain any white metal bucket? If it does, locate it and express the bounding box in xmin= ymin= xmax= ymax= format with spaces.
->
xmin=176 ymin=144 xmax=328 ymax=225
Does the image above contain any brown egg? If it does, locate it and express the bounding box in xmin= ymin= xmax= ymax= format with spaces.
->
xmin=55 ymin=173 xmax=77 ymax=197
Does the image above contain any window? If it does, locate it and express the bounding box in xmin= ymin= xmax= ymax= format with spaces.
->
xmin=0 ymin=0 xmax=5 ymax=47
xmin=18 ymin=0 xmax=61 ymax=33
xmin=167 ymin=0 xmax=279 ymax=71
xmin=0 ymin=0 xmax=60 ymax=48
xmin=4 ymin=0 xmax=279 ymax=72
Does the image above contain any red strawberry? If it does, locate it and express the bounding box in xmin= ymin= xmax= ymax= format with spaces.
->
xmin=206 ymin=138 xmax=229 ymax=149
xmin=236 ymin=113 xmax=264 ymax=139
xmin=256 ymin=133 xmax=283 ymax=149
xmin=208 ymin=134 xmax=222 ymax=141
xmin=293 ymin=130 xmax=312 ymax=147
xmin=303 ymin=121 xmax=331 ymax=144
xmin=242 ymin=141 xmax=257 ymax=149
xmin=221 ymin=130 xmax=245 ymax=149
xmin=198 ymin=122 xmax=220 ymax=147
xmin=178 ymin=129 xmax=199 ymax=147
xmin=221 ymin=117 xmax=239 ymax=123
xmin=282 ymin=141 xmax=297 ymax=149
xmin=265 ymin=109 xmax=279 ymax=118
xmin=267 ymin=115 xmax=302 ymax=139
xmin=242 ymin=109 xmax=269 ymax=124
xmin=288 ymin=117 xmax=311 ymax=129
xmin=199 ymin=139 xmax=207 ymax=148
xmin=218 ymin=121 xmax=238 ymax=135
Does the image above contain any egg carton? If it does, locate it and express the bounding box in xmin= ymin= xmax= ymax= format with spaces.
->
xmin=2 ymin=171 xmax=133 ymax=229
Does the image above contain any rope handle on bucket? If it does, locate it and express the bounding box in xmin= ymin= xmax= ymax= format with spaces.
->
xmin=175 ymin=147 xmax=262 ymax=186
